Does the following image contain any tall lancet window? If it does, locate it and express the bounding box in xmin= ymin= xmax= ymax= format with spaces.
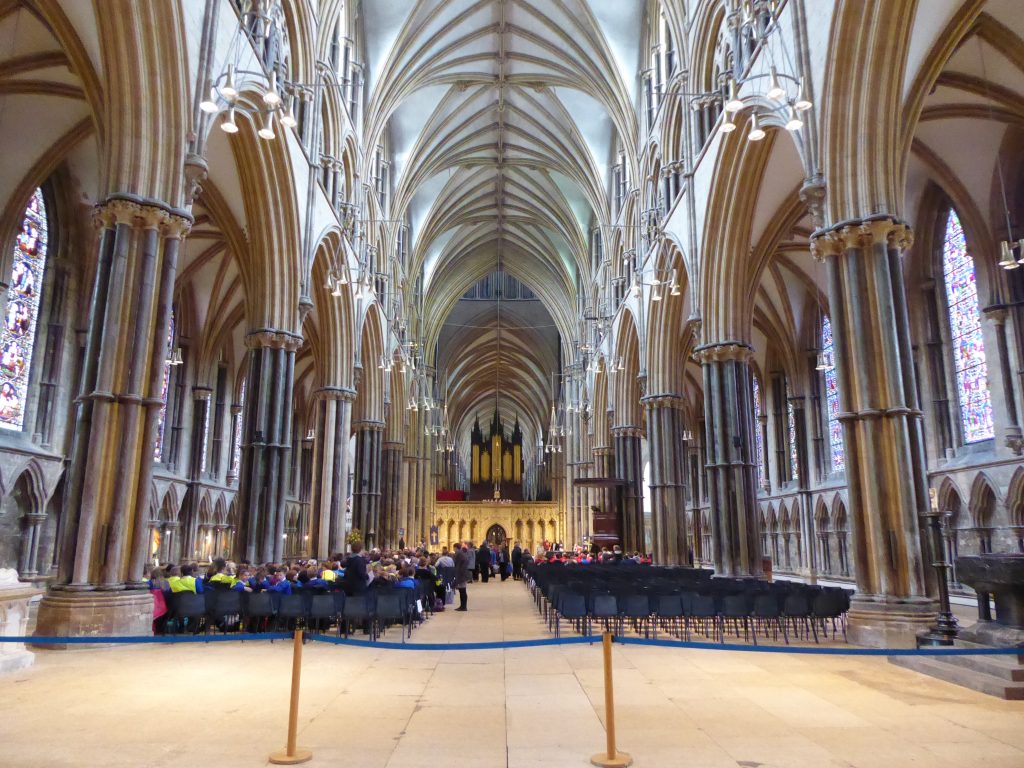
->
xmin=155 ymin=312 xmax=174 ymax=458
xmin=0 ymin=189 xmax=48 ymax=431
xmin=786 ymin=382 xmax=798 ymax=480
xmin=752 ymin=374 xmax=766 ymax=488
xmin=822 ymin=315 xmax=845 ymax=471
xmin=232 ymin=379 xmax=246 ymax=475
xmin=942 ymin=209 xmax=994 ymax=443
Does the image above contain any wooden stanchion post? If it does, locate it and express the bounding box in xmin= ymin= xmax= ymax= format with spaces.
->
xmin=590 ymin=631 xmax=632 ymax=767
xmin=269 ymin=629 xmax=313 ymax=765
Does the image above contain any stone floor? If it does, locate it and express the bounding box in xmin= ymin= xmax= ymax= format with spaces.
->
xmin=1 ymin=580 xmax=1022 ymax=768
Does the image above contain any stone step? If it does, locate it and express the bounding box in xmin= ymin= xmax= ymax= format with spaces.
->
xmin=890 ymin=655 xmax=1024 ymax=700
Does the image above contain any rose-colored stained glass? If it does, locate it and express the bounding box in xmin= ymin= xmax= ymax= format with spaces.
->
xmin=942 ymin=209 xmax=993 ymax=443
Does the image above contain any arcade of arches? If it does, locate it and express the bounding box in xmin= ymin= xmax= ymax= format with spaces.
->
xmin=2 ymin=0 xmax=1024 ymax=653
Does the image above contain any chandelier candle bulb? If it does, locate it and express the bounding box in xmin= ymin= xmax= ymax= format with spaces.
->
xmin=221 ymin=108 xmax=239 ymax=133
xmin=258 ymin=111 xmax=276 ymax=140
xmin=264 ymin=70 xmax=281 ymax=106
xmin=725 ymin=78 xmax=744 ymax=113
xmin=795 ymin=77 xmax=813 ymax=111
xmin=221 ymin=63 xmax=237 ymax=99
xmin=747 ymin=113 xmax=765 ymax=141
xmin=767 ymin=67 xmax=785 ymax=101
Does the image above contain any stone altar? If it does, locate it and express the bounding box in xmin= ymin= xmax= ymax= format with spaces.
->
xmin=0 ymin=568 xmax=42 ymax=674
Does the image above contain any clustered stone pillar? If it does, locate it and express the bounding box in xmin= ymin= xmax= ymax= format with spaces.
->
xmin=986 ymin=308 xmax=1023 ymax=452
xmin=644 ymin=394 xmax=688 ymax=565
xmin=381 ymin=439 xmax=404 ymax=546
xmin=694 ymin=342 xmax=762 ymax=578
xmin=352 ymin=421 xmax=384 ymax=547
xmin=592 ymin=446 xmax=614 ymax=534
xmin=17 ymin=513 xmax=48 ymax=579
xmin=308 ymin=386 xmax=355 ymax=558
xmin=612 ymin=425 xmax=644 ymax=553
xmin=37 ymin=195 xmax=191 ymax=638
xmin=235 ymin=330 xmax=301 ymax=565
xmin=812 ymin=217 xmax=932 ymax=647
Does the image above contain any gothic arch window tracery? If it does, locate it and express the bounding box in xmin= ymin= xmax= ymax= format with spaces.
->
xmin=1 ymin=188 xmax=49 ymax=431
xmin=752 ymin=373 xmax=766 ymax=488
xmin=941 ymin=209 xmax=994 ymax=443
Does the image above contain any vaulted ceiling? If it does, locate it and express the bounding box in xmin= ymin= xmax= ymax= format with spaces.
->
xmin=362 ymin=0 xmax=644 ymax=448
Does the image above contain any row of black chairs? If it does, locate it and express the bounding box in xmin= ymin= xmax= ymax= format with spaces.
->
xmin=162 ymin=587 xmax=427 ymax=642
xmin=526 ymin=563 xmax=851 ymax=645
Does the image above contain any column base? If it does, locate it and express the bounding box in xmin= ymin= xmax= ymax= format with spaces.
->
xmin=33 ymin=589 xmax=153 ymax=648
xmin=847 ymin=595 xmax=937 ymax=649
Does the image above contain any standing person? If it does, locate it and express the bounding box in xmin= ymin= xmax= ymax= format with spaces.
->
xmin=342 ymin=541 xmax=369 ymax=596
xmin=453 ymin=544 xmax=471 ymax=611
xmin=499 ymin=543 xmax=510 ymax=581
xmin=476 ymin=541 xmax=491 ymax=583
xmin=511 ymin=542 xmax=523 ymax=581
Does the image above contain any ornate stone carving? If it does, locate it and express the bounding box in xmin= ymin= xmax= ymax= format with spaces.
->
xmin=691 ymin=341 xmax=753 ymax=364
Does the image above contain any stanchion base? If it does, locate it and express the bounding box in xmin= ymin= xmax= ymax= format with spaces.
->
xmin=269 ymin=748 xmax=312 ymax=765
xmin=590 ymin=751 xmax=633 ymax=767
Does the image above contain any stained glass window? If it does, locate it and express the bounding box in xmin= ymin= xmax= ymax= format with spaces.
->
xmin=752 ymin=374 xmax=766 ymax=488
xmin=822 ymin=315 xmax=845 ymax=471
xmin=786 ymin=381 xmax=798 ymax=480
xmin=200 ymin=397 xmax=211 ymax=473
xmin=0 ymin=189 xmax=48 ymax=431
xmin=154 ymin=312 xmax=174 ymax=459
xmin=232 ymin=379 xmax=245 ymax=475
xmin=942 ymin=209 xmax=994 ymax=443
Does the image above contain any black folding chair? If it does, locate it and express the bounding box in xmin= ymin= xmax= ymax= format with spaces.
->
xmin=243 ymin=591 xmax=275 ymax=633
xmin=171 ymin=592 xmax=209 ymax=635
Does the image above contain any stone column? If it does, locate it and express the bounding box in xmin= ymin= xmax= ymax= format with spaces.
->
xmin=986 ymin=308 xmax=1023 ymax=453
xmin=693 ymin=342 xmax=763 ymax=578
xmin=18 ymin=513 xmax=47 ymax=578
xmin=352 ymin=421 xmax=384 ymax=547
xmin=612 ymin=425 xmax=643 ymax=553
xmin=181 ymin=386 xmax=212 ymax=562
xmin=38 ymin=195 xmax=190 ymax=638
xmin=234 ymin=330 xmax=301 ymax=565
xmin=812 ymin=218 xmax=932 ymax=647
xmin=308 ymin=387 xmax=355 ymax=557
xmin=643 ymin=394 xmax=688 ymax=564
xmin=592 ymin=446 xmax=614 ymax=536
xmin=381 ymin=440 xmax=404 ymax=546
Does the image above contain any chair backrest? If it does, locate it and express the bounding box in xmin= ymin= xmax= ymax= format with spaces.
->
xmin=244 ymin=592 xmax=275 ymax=618
xmin=721 ymin=594 xmax=750 ymax=617
xmin=343 ymin=595 xmax=372 ymax=619
xmin=559 ymin=592 xmax=587 ymax=618
xmin=277 ymin=594 xmax=307 ymax=619
xmin=173 ymin=592 xmax=208 ymax=619
xmin=309 ymin=594 xmax=337 ymax=619
xmin=623 ymin=595 xmax=649 ymax=617
xmin=656 ymin=594 xmax=683 ymax=618
xmin=376 ymin=593 xmax=404 ymax=620
xmin=332 ymin=591 xmax=347 ymax=614
xmin=751 ymin=592 xmax=780 ymax=617
xmin=782 ymin=593 xmax=811 ymax=617
xmin=213 ymin=590 xmax=242 ymax=617
xmin=592 ymin=594 xmax=618 ymax=617
xmin=688 ymin=593 xmax=717 ymax=618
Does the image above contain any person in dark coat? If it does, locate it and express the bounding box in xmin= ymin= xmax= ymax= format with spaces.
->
xmin=453 ymin=544 xmax=471 ymax=611
xmin=511 ymin=542 xmax=523 ymax=581
xmin=499 ymin=544 xmax=511 ymax=581
xmin=476 ymin=542 xmax=491 ymax=583
xmin=342 ymin=541 xmax=369 ymax=596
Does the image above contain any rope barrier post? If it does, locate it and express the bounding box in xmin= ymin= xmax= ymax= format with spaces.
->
xmin=590 ymin=632 xmax=632 ymax=767
xmin=269 ymin=629 xmax=312 ymax=765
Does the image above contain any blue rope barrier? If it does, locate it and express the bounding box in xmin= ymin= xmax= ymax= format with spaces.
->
xmin=611 ymin=636 xmax=1024 ymax=656
xmin=307 ymin=634 xmax=599 ymax=651
xmin=3 ymin=633 xmax=292 ymax=645
xmin=2 ymin=633 xmax=1020 ymax=655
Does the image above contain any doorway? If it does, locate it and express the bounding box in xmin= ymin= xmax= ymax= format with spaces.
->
xmin=486 ymin=524 xmax=507 ymax=546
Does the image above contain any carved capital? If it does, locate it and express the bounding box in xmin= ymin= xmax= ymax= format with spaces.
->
xmin=811 ymin=216 xmax=914 ymax=259
xmin=611 ymin=425 xmax=644 ymax=439
xmin=192 ymin=386 xmax=213 ymax=402
xmin=692 ymin=341 xmax=753 ymax=364
xmin=245 ymin=329 xmax=304 ymax=352
xmin=317 ymin=386 xmax=357 ymax=402
xmin=641 ymin=393 xmax=686 ymax=410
